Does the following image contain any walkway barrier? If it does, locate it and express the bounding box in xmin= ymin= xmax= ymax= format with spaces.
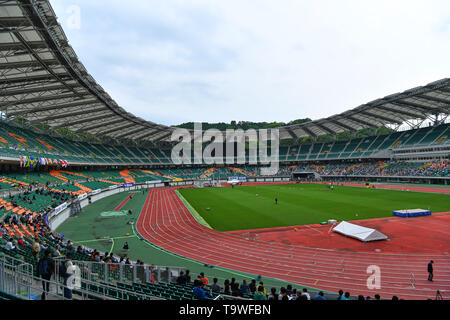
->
xmin=0 ymin=254 xmax=163 ymax=300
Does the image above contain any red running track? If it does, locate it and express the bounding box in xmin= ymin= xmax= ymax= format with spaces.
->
xmin=136 ymin=187 xmax=450 ymax=300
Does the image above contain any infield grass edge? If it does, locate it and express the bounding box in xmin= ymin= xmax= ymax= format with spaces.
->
xmin=175 ymin=189 xmax=213 ymax=229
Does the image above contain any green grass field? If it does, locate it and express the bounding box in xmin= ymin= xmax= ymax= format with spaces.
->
xmin=178 ymin=183 xmax=450 ymax=231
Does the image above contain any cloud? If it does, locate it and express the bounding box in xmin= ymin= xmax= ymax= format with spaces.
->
xmin=50 ymin=0 xmax=450 ymax=126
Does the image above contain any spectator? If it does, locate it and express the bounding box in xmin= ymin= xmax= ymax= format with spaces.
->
xmin=341 ymin=292 xmax=351 ymax=300
xmin=337 ymin=289 xmax=344 ymax=300
xmin=231 ymin=282 xmax=241 ymax=297
xmin=146 ymin=265 xmax=156 ymax=283
xmin=185 ymin=270 xmax=191 ymax=283
xmin=199 ymin=272 xmax=209 ymax=285
xmin=301 ymin=288 xmax=311 ymax=300
xmin=230 ymin=277 xmax=236 ymax=288
xmin=278 ymin=287 xmax=289 ymax=300
xmin=32 ymin=238 xmax=41 ymax=261
xmin=61 ymin=255 xmax=74 ymax=300
xmin=253 ymin=286 xmax=267 ymax=300
xmin=109 ymin=252 xmax=116 ymax=263
xmin=290 ymin=288 xmax=298 ymax=301
xmin=38 ymin=249 xmax=55 ymax=300
xmin=268 ymin=287 xmax=277 ymax=300
xmin=374 ymin=294 xmax=381 ymax=300
xmin=17 ymin=236 xmax=27 ymax=248
xmin=211 ymin=278 xmax=221 ymax=293
xmin=286 ymin=284 xmax=293 ymax=296
xmin=0 ymin=224 xmax=6 ymax=235
xmin=137 ymin=260 xmax=146 ymax=283
xmin=258 ymin=281 xmax=267 ymax=295
xmin=177 ymin=271 xmax=187 ymax=285
xmin=240 ymin=279 xmax=249 ymax=296
xmin=5 ymin=238 xmax=18 ymax=254
xmin=66 ymin=240 xmax=75 ymax=255
xmin=297 ymin=293 xmax=308 ymax=301
xmin=193 ymin=280 xmax=212 ymax=300
xmin=249 ymin=279 xmax=257 ymax=294
xmin=223 ymin=279 xmax=231 ymax=295
xmin=314 ymin=291 xmax=327 ymax=300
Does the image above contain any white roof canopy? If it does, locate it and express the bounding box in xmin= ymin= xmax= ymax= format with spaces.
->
xmin=0 ymin=0 xmax=449 ymax=144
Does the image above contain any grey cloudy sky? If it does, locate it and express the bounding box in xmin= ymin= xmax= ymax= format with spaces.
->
xmin=50 ymin=0 xmax=450 ymax=126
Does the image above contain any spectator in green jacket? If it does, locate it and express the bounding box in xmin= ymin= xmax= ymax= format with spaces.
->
xmin=253 ymin=286 xmax=267 ymax=300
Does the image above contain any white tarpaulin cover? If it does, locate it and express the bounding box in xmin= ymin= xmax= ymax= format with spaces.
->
xmin=333 ymin=221 xmax=388 ymax=242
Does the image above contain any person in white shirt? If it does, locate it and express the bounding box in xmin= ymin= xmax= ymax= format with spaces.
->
xmin=301 ymin=288 xmax=311 ymax=300
xmin=6 ymin=238 xmax=18 ymax=253
xmin=63 ymin=256 xmax=77 ymax=300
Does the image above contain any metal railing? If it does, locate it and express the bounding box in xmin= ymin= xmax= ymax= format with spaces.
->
xmin=0 ymin=254 xmax=164 ymax=300
xmin=53 ymin=257 xmax=183 ymax=285
xmin=52 ymin=257 xmax=254 ymax=300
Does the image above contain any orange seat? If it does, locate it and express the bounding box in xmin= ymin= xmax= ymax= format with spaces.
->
xmin=21 ymin=226 xmax=33 ymax=238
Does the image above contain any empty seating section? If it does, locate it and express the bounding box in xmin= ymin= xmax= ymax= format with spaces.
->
xmin=381 ymin=130 xmax=408 ymax=150
xmin=354 ymin=136 xmax=376 ymax=157
xmin=365 ymin=134 xmax=386 ymax=152
xmin=402 ymin=127 xmax=429 ymax=146
xmin=327 ymin=140 xmax=347 ymax=159
xmin=279 ymin=147 xmax=289 ymax=161
xmin=297 ymin=144 xmax=311 ymax=160
xmin=286 ymin=146 xmax=299 ymax=161
xmin=418 ymin=125 xmax=447 ymax=145
xmin=308 ymin=142 xmax=323 ymax=159
xmin=339 ymin=138 xmax=361 ymax=158
xmin=318 ymin=143 xmax=333 ymax=159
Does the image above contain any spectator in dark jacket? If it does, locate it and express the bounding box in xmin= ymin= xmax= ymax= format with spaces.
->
xmin=249 ymin=279 xmax=257 ymax=294
xmin=240 ymin=279 xmax=249 ymax=296
xmin=177 ymin=271 xmax=187 ymax=285
xmin=223 ymin=279 xmax=231 ymax=295
xmin=185 ymin=270 xmax=191 ymax=283
xmin=38 ymin=249 xmax=55 ymax=300
xmin=211 ymin=278 xmax=221 ymax=293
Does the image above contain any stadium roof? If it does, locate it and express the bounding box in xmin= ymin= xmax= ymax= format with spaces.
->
xmin=0 ymin=0 xmax=449 ymax=143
